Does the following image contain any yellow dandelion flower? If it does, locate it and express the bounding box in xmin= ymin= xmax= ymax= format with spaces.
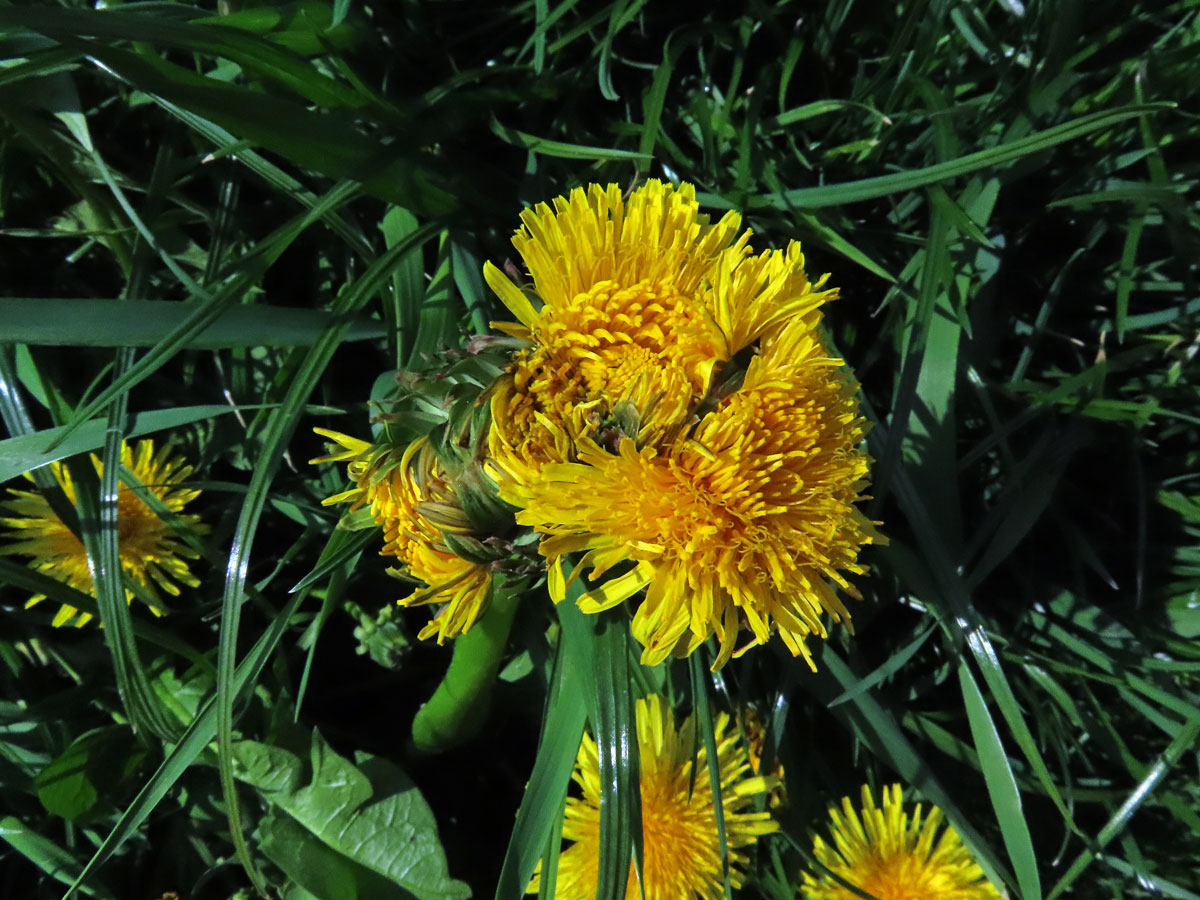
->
xmin=314 ymin=429 xmax=494 ymax=643
xmin=484 ymin=180 xmax=835 ymax=483
xmin=0 ymin=439 xmax=206 ymax=627
xmin=529 ymin=694 xmax=777 ymax=900
xmin=802 ymin=784 xmax=1003 ymax=900
xmin=502 ymin=316 xmax=879 ymax=669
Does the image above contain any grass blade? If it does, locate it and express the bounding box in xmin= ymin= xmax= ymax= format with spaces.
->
xmin=960 ymin=662 xmax=1041 ymax=900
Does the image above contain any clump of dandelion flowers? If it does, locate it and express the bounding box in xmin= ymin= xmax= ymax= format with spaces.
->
xmin=529 ymin=693 xmax=777 ymax=900
xmin=313 ymin=429 xmax=495 ymax=643
xmin=484 ymin=180 xmax=876 ymax=669
xmin=0 ymin=439 xmax=206 ymax=627
xmin=802 ymin=784 xmax=1002 ymax=900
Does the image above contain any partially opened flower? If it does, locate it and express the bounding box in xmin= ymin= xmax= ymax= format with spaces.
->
xmin=0 ymin=439 xmax=205 ymax=627
xmin=802 ymin=784 xmax=1002 ymax=900
xmin=314 ymin=429 xmax=496 ymax=643
xmin=529 ymin=693 xmax=777 ymax=900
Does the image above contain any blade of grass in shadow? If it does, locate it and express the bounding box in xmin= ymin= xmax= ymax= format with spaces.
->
xmin=592 ymin=609 xmax=641 ymax=900
xmin=63 ymin=589 xmax=306 ymax=900
xmin=690 ymin=651 xmax=731 ymax=900
xmin=702 ymin=104 xmax=1173 ymax=209
xmin=0 ymin=298 xmax=385 ymax=348
xmin=495 ymin=583 xmax=591 ymax=900
xmin=1047 ymin=714 xmax=1200 ymax=899
xmin=381 ymin=206 xmax=423 ymax=367
xmin=0 ymin=817 xmax=116 ymax=900
xmin=213 ymin=219 xmax=441 ymax=889
xmin=289 ymin=527 xmax=377 ymax=594
xmin=152 ymin=96 xmax=373 ymax=258
xmin=410 ymin=231 xmax=465 ymax=362
xmin=45 ymin=180 xmax=364 ymax=453
xmin=0 ymin=6 xmax=372 ymax=109
xmin=0 ymin=404 xmax=248 ymax=482
xmin=82 ymin=45 xmax=453 ymax=213
xmin=490 ymin=118 xmax=650 ymax=163
xmin=537 ymin=786 xmax=567 ymax=900
xmin=827 ymin=623 xmax=937 ymax=707
xmin=864 ymin=390 xmax=1079 ymax=836
xmin=0 ymin=558 xmax=211 ymax=672
xmin=45 ymin=177 xmax=364 ymax=452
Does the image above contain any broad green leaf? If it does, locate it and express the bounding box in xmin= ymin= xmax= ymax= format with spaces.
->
xmin=234 ymin=730 xmax=470 ymax=900
xmin=259 ymin=810 xmax=411 ymax=900
xmin=35 ymin=727 xmax=145 ymax=822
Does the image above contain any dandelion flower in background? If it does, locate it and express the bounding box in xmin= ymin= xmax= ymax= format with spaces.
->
xmin=313 ymin=429 xmax=495 ymax=643
xmin=529 ymin=693 xmax=777 ymax=900
xmin=802 ymin=784 xmax=1002 ymax=900
xmin=739 ymin=705 xmax=787 ymax=808
xmin=0 ymin=439 xmax=205 ymax=627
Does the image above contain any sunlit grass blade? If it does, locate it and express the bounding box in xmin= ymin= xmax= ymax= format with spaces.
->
xmin=0 ymin=405 xmax=243 ymax=482
xmin=960 ymin=662 xmax=1041 ymax=900
xmin=707 ymin=104 xmax=1175 ymax=209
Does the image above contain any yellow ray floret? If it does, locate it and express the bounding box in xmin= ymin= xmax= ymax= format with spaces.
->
xmin=485 ymin=180 xmax=836 ymax=484
xmin=528 ymin=694 xmax=777 ymax=900
xmin=314 ymin=429 xmax=493 ymax=643
xmin=0 ymin=439 xmax=206 ymax=627
xmin=802 ymin=784 xmax=1003 ymax=900
xmin=502 ymin=317 xmax=879 ymax=669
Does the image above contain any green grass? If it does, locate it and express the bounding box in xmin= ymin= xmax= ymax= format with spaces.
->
xmin=1 ymin=1 xmax=1199 ymax=899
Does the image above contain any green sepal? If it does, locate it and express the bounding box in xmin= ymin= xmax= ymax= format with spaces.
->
xmin=442 ymin=531 xmax=501 ymax=566
xmin=337 ymin=506 xmax=379 ymax=531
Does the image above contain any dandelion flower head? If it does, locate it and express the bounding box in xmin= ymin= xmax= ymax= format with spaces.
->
xmin=484 ymin=180 xmax=835 ymax=483
xmin=0 ymin=439 xmax=205 ymax=627
xmin=314 ymin=429 xmax=494 ymax=643
xmin=802 ymin=784 xmax=1002 ymax=900
xmin=529 ymin=693 xmax=777 ymax=900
